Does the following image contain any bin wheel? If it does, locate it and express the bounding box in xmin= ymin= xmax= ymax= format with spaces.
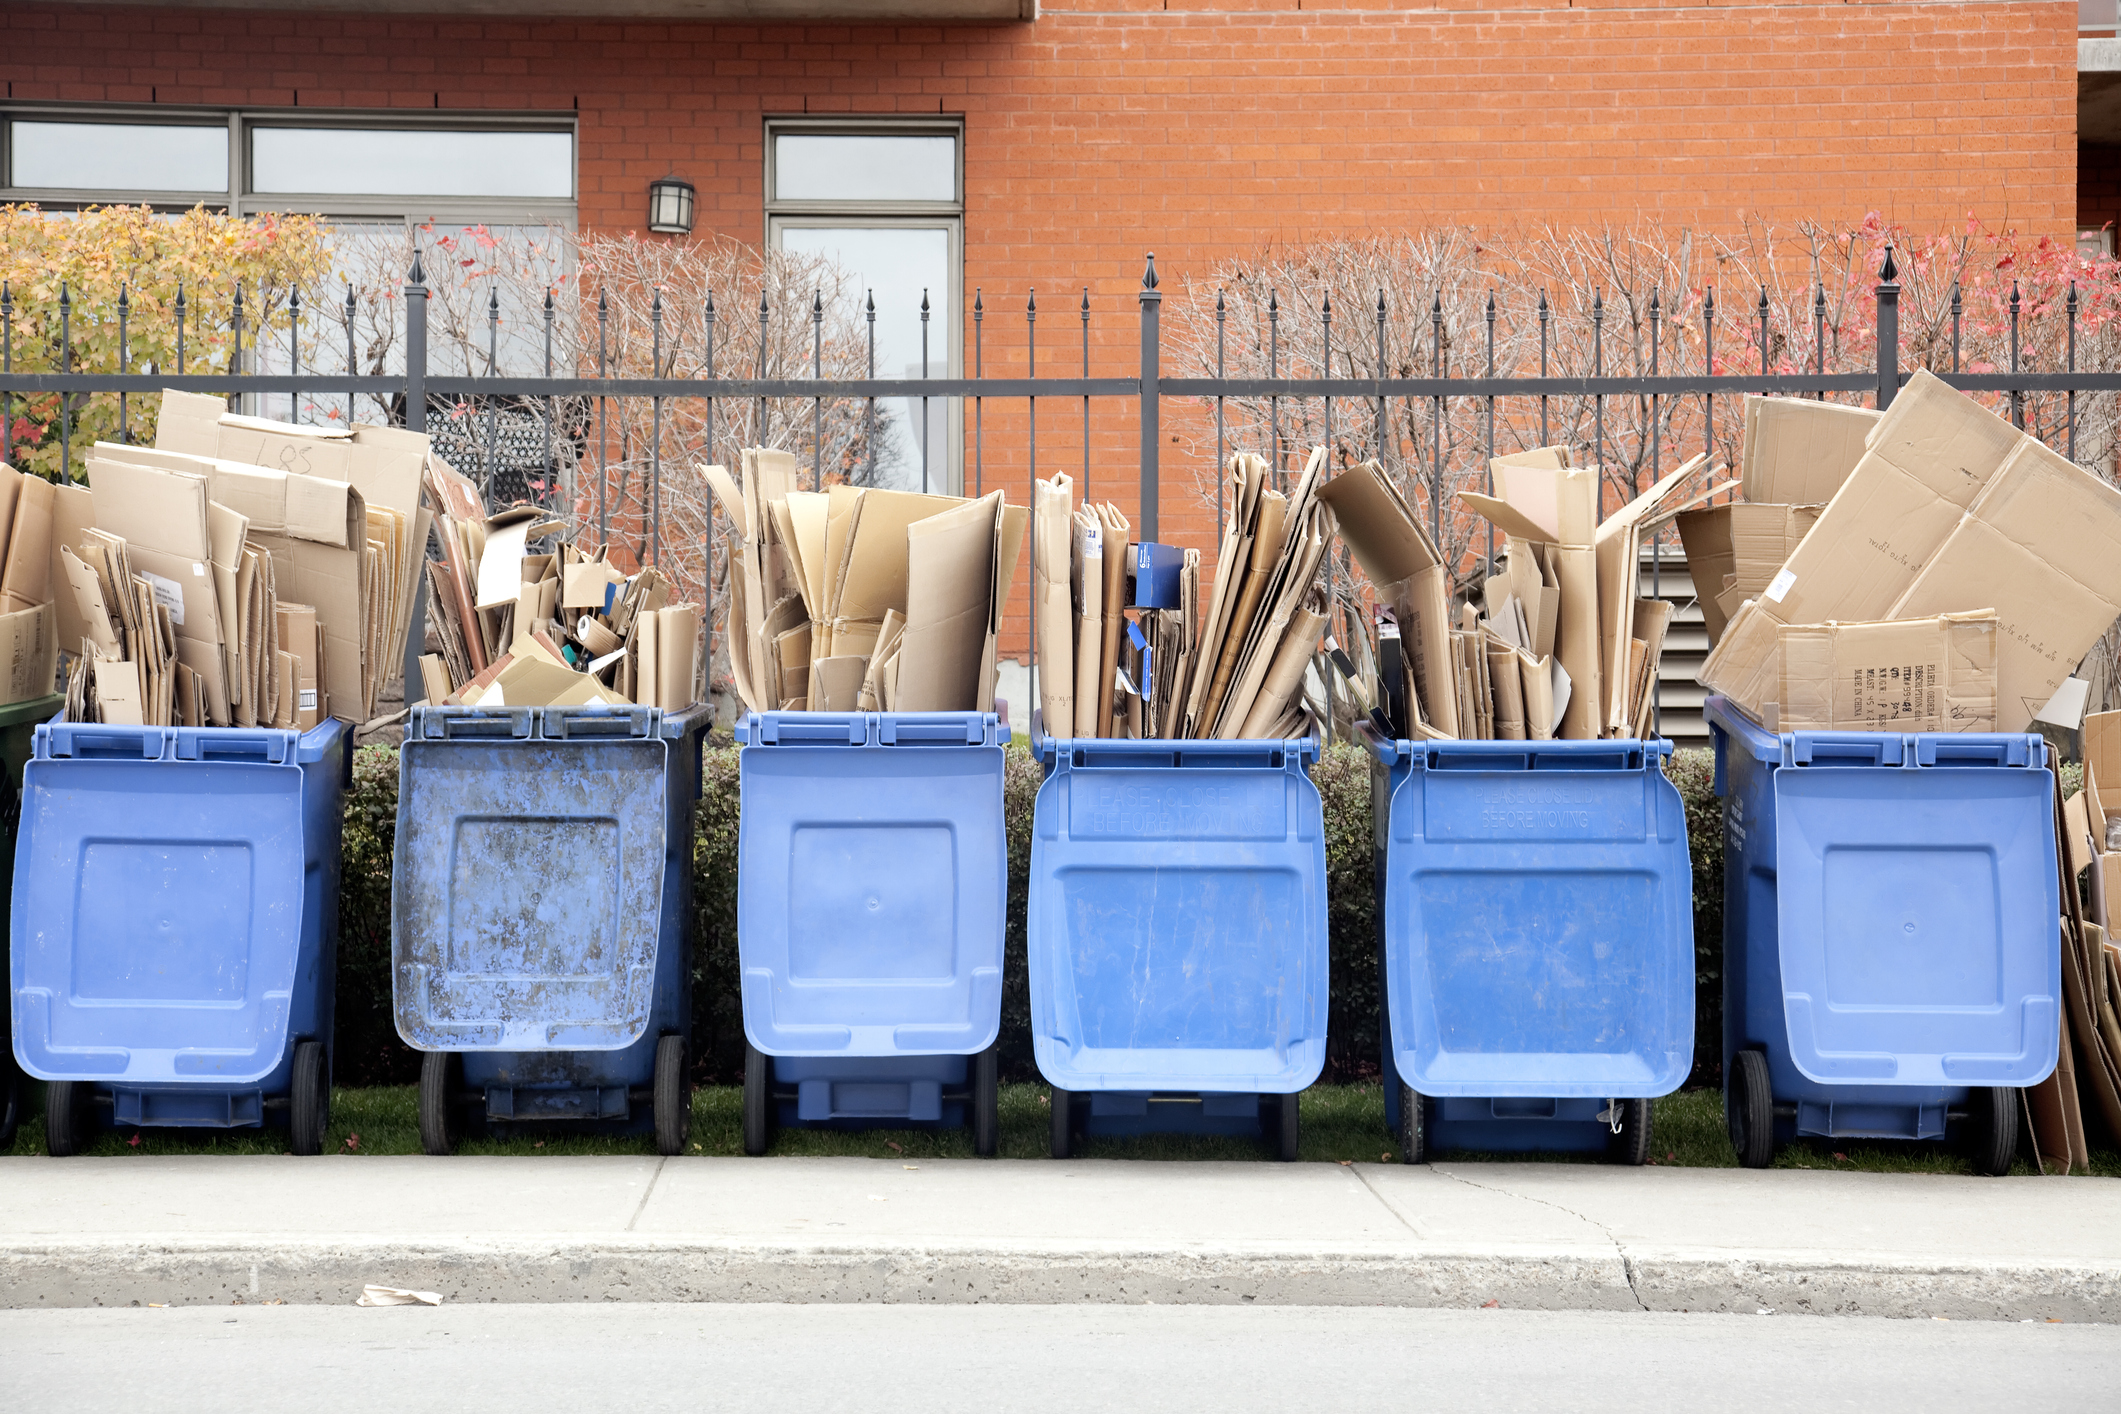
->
xmin=1399 ymin=1084 xmax=1428 ymax=1165
xmin=45 ymin=1080 xmax=96 ymax=1157
xmin=1049 ymin=1085 xmax=1074 ymax=1160
xmin=418 ymin=1051 xmax=464 ymax=1157
xmin=1265 ymin=1090 xmax=1300 ymax=1162
xmin=0 ymin=1056 xmax=20 ymax=1152
xmin=742 ymin=1042 xmax=774 ymax=1157
xmin=654 ymin=1034 xmax=691 ymax=1157
xmin=1605 ymin=1098 xmax=1653 ymax=1166
xmin=971 ymin=1044 xmax=999 ymax=1158
xmin=289 ymin=1041 xmax=331 ymax=1157
xmin=1727 ymin=1049 xmax=1775 ymax=1169
xmin=1966 ymin=1086 xmax=2018 ymax=1177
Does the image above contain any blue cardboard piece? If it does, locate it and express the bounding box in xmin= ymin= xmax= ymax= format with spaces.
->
xmin=1132 ymin=542 xmax=1184 ymax=609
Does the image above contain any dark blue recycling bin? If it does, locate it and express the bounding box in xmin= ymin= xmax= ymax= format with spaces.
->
xmin=11 ymin=718 xmax=348 ymax=1155
xmin=392 ymin=703 xmax=704 ymax=1155
xmin=1370 ymin=733 xmax=1693 ymax=1162
xmin=1705 ymin=696 xmax=2058 ymax=1171
xmin=734 ymin=711 xmax=1007 ymax=1155
xmin=1028 ymin=735 xmax=1327 ymax=1159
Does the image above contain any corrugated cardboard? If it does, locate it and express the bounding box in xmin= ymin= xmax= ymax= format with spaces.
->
xmin=1 ymin=473 xmax=54 ymax=614
xmin=1675 ymin=503 xmax=1821 ymax=647
xmin=47 ymin=480 xmax=95 ymax=654
xmin=1461 ymin=464 xmax=1601 ymax=738
xmin=897 ymin=493 xmax=1003 ymax=713
xmin=1886 ymin=435 xmax=2121 ymax=733
xmin=1740 ymin=396 xmax=1882 ymax=504
xmin=275 ymin=603 xmax=322 ymax=728
xmin=1320 ymin=459 xmax=1459 ymax=737
xmin=1776 ymin=611 xmax=1998 ymax=733
xmin=1755 ymin=369 xmax=2021 ymax=627
xmin=0 ymin=600 xmax=56 ymax=705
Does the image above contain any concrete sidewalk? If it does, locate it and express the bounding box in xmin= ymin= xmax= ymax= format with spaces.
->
xmin=2 ymin=1156 xmax=2116 ymax=1322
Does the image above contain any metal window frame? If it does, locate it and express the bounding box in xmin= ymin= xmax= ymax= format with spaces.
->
xmin=0 ymin=102 xmax=578 ymax=225
xmin=764 ymin=116 xmax=966 ymax=491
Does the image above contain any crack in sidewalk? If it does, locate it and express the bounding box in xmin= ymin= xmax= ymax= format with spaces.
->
xmin=624 ymin=1158 xmax=666 ymax=1233
xmin=1429 ymin=1165 xmax=1648 ymax=1312
xmin=1348 ymin=1164 xmax=1423 ymax=1239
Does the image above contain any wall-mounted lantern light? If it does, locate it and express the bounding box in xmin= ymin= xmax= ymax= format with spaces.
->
xmin=648 ymin=177 xmax=695 ymax=235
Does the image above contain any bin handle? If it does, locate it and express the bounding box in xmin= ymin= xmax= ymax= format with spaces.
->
xmin=429 ymin=708 xmax=536 ymax=740
xmin=542 ymin=705 xmax=655 ymax=740
xmin=41 ymin=724 xmax=172 ymax=761
xmin=174 ymin=728 xmax=289 ymax=765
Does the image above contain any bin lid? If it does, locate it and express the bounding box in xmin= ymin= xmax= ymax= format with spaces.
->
xmin=1027 ymin=737 xmax=1328 ymax=1093
xmin=736 ymin=711 xmax=1007 ymax=1058
xmin=1772 ymin=750 xmax=2061 ymax=1087
xmin=11 ymin=725 xmax=317 ymax=1085
xmin=393 ymin=710 xmax=674 ymax=1052
xmin=1382 ymin=739 xmax=1694 ymax=1099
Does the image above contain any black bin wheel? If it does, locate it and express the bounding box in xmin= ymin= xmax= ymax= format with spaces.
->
xmin=1727 ymin=1048 xmax=1775 ymax=1169
xmin=741 ymin=1042 xmax=774 ymax=1157
xmin=971 ymin=1043 xmax=999 ymax=1158
xmin=418 ymin=1051 xmax=464 ymax=1157
xmin=1605 ymin=1097 xmax=1652 ymax=1166
xmin=1049 ymin=1085 xmax=1075 ymax=1160
xmin=1265 ymin=1090 xmax=1300 ymax=1162
xmin=289 ymin=1040 xmax=331 ymax=1157
xmin=0 ymin=1054 xmax=20 ymax=1152
xmin=44 ymin=1079 xmax=96 ymax=1157
xmin=654 ymin=1034 xmax=690 ymax=1157
xmin=1966 ymin=1086 xmax=2018 ymax=1177
xmin=1399 ymin=1083 xmax=1428 ymax=1164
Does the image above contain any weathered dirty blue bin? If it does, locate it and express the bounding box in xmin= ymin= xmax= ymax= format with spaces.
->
xmin=393 ymin=703 xmax=704 ymax=1155
xmin=1369 ymin=732 xmax=1692 ymax=1164
xmin=1706 ymin=696 xmax=2057 ymax=1174
xmin=735 ymin=711 xmax=1005 ymax=1155
xmin=11 ymin=717 xmax=348 ymax=1156
xmin=1028 ymin=735 xmax=1326 ymax=1160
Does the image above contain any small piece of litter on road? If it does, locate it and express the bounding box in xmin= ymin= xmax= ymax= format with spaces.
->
xmin=902 ymin=1165 xmax=918 ymax=1171
xmin=867 ymin=1195 xmax=888 ymax=1202
xmin=356 ymin=1285 xmax=444 ymax=1307
xmin=1380 ymin=1152 xmax=1392 ymax=1162
xmin=147 ymin=1303 xmax=167 ymax=1309
xmin=1337 ymin=1159 xmax=1352 ymax=1166
xmin=1480 ymin=1300 xmax=1499 ymax=1309
xmin=1756 ymin=1309 xmax=1773 ymax=1316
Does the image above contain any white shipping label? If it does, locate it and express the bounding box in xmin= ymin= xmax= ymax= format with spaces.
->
xmin=1763 ymin=569 xmax=1796 ymax=604
xmin=299 ymin=689 xmax=319 ymax=710
xmin=1082 ymin=523 xmax=1102 ymax=559
xmin=141 ymin=570 xmax=186 ymax=626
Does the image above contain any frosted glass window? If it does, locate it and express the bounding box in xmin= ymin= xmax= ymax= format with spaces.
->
xmin=251 ymin=128 xmax=573 ymax=199
xmin=10 ymin=122 xmax=227 ymax=192
xmin=774 ymin=135 xmax=955 ymax=204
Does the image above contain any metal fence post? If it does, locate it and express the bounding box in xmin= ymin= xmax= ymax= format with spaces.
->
xmin=405 ymin=250 xmax=428 ymax=434
xmin=1875 ymin=245 xmax=1900 ymax=412
xmin=1139 ymin=254 xmax=1161 ymax=544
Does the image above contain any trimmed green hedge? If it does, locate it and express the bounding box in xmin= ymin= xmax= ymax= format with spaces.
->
xmin=335 ymin=739 xmax=1726 ymax=1088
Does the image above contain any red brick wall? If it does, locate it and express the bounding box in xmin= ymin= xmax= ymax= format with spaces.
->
xmin=2 ymin=1 xmax=2081 ymax=589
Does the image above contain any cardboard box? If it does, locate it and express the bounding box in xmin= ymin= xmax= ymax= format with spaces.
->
xmin=1886 ymin=435 xmax=2121 ymax=733
xmin=0 ymin=600 xmax=56 ymax=705
xmin=1740 ymin=396 xmax=1882 ymax=505
xmin=1748 ymin=369 xmax=2021 ymax=629
xmin=1320 ymin=459 xmax=1460 ymax=736
xmin=1777 ymin=611 xmax=1998 ymax=733
xmin=1460 ymin=458 xmax=1601 ymax=738
xmin=1675 ymin=503 xmax=1822 ymax=647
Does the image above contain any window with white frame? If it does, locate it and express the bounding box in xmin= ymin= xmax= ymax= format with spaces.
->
xmin=1 ymin=107 xmax=578 ymax=413
xmin=766 ymin=118 xmax=963 ymax=494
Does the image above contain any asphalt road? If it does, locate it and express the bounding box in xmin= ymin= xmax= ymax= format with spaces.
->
xmin=3 ymin=1302 xmax=2114 ymax=1412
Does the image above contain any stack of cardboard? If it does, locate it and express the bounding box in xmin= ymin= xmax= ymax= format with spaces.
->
xmin=54 ymin=389 xmax=431 ymax=728
xmin=0 ymin=464 xmax=62 ymax=707
xmin=1329 ymin=447 xmax=1722 ymax=742
xmin=1029 ymin=447 xmax=1332 ymax=741
xmin=1701 ymin=372 xmax=2121 ymax=735
xmin=706 ymin=449 xmax=1028 ymax=717
xmin=2046 ymin=708 xmax=2121 ymax=1173
xmin=418 ymin=462 xmax=700 ymax=711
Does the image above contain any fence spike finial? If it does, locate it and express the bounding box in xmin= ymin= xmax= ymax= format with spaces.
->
xmin=1142 ymin=254 xmax=1158 ymax=292
xmin=1879 ymin=244 xmax=1899 ymax=284
xmin=866 ymin=289 xmax=875 ymax=317
xmin=813 ymin=288 xmax=823 ymax=317
xmin=1758 ymin=284 xmax=1768 ymax=317
xmin=1216 ymin=288 xmax=1225 ymax=316
xmin=408 ymin=248 xmax=426 ymax=285
xmin=1081 ymin=286 xmax=1090 ymax=317
xmin=1027 ymin=288 xmax=1035 ymax=317
xmin=544 ymin=286 xmax=554 ymax=314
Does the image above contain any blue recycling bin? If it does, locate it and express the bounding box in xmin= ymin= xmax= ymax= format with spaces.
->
xmin=1705 ymin=696 xmax=2058 ymax=1173
xmin=392 ymin=703 xmax=705 ymax=1155
xmin=734 ymin=711 xmax=1007 ymax=1155
xmin=10 ymin=717 xmax=348 ymax=1156
xmin=1372 ymin=734 xmax=1693 ymax=1163
xmin=1028 ymin=735 xmax=1327 ymax=1159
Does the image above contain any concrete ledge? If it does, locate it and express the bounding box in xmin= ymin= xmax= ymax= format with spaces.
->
xmin=3 ymin=1237 xmax=2114 ymax=1322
